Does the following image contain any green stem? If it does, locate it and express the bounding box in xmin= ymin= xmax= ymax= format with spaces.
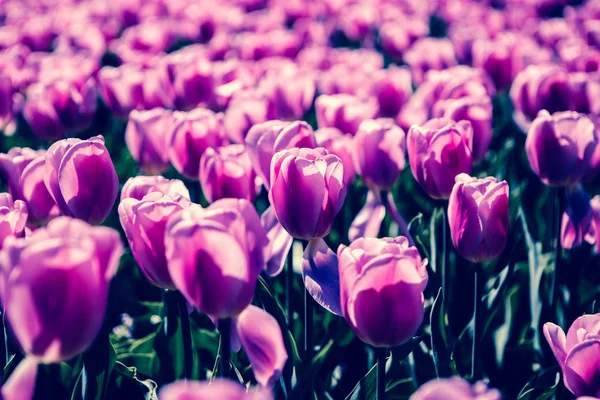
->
xmin=176 ymin=293 xmax=193 ymax=380
xmin=471 ymin=264 xmax=483 ymax=381
xmin=286 ymin=242 xmax=295 ymax=327
xmin=219 ymin=318 xmax=231 ymax=378
xmin=376 ymin=348 xmax=387 ymax=400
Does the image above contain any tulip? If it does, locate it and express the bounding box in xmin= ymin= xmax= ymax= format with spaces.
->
xmin=353 ymin=119 xmax=406 ymax=191
xmin=165 ymin=199 xmax=268 ymax=318
xmin=269 ymin=147 xmax=346 ymax=240
xmin=448 ymin=174 xmax=509 ymax=263
xmin=407 ymin=118 xmax=473 ymax=199
xmin=19 ymin=156 xmax=58 ymax=225
xmin=585 ymin=195 xmax=600 ymax=253
xmin=246 ymin=120 xmax=317 ymax=189
xmin=199 ymin=144 xmax=257 ymax=203
xmin=258 ymin=70 xmax=316 ymax=120
xmin=125 ymin=108 xmax=176 ymax=175
xmin=163 ymin=53 xmax=214 ymax=111
xmin=404 ymin=38 xmax=458 ymax=84
xmin=337 ymin=237 xmax=428 ymax=347
xmin=119 ymin=192 xmax=191 ymax=290
xmin=223 ymin=90 xmax=277 ymax=144
xmin=1 ymin=357 xmax=39 ymax=400
xmin=379 ymin=19 xmax=429 ymax=62
xmin=97 ymin=65 xmax=144 ymax=119
xmin=159 ymin=378 xmax=272 ymax=400
xmin=370 ymin=66 xmax=413 ymax=119
xmin=0 ymin=193 xmax=27 ymax=248
xmin=544 ymin=314 xmax=600 ymax=397
xmin=315 ymin=128 xmax=356 ymax=186
xmin=44 ymin=136 xmax=119 ymax=225
xmin=168 ymin=108 xmax=223 ymax=179
xmin=121 ymin=176 xmax=190 ymax=202
xmin=0 ymin=147 xmax=44 ymax=198
xmin=562 ymin=185 xmax=593 ymax=249
xmin=315 ymin=94 xmax=379 ymax=136
xmin=410 ymin=378 xmax=501 ymax=400
xmin=525 ymin=111 xmax=599 ymax=187
xmin=0 ymin=217 xmax=123 ymax=362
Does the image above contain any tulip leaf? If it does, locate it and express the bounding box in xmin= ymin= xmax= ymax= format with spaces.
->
xmin=517 ymin=366 xmax=561 ymax=400
xmin=430 ymin=288 xmax=451 ymax=377
xmin=113 ymin=361 xmax=158 ymax=400
xmin=71 ymin=336 xmax=117 ymax=400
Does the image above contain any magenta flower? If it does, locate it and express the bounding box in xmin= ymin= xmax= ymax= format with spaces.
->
xmin=121 ymin=176 xmax=190 ymax=202
xmin=159 ymin=378 xmax=272 ymax=400
xmin=586 ymin=196 xmax=600 ymax=253
xmin=224 ymin=89 xmax=277 ymax=143
xmin=370 ymin=66 xmax=413 ymax=119
xmin=379 ymin=18 xmax=429 ymax=62
xmin=404 ymin=38 xmax=458 ymax=84
xmin=315 ymin=94 xmax=379 ymax=136
xmin=258 ymin=69 xmax=316 ymax=120
xmin=562 ymin=185 xmax=593 ymax=249
xmin=97 ymin=64 xmax=144 ymax=119
xmin=315 ymin=127 xmax=356 ymax=186
xmin=0 ymin=193 xmax=27 ymax=248
xmin=410 ymin=378 xmax=501 ymax=400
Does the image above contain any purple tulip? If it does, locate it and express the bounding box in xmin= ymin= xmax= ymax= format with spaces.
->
xmin=141 ymin=65 xmax=177 ymax=110
xmin=448 ymin=174 xmax=509 ymax=263
xmin=44 ymin=136 xmax=119 ymax=225
xmin=162 ymin=52 xmax=214 ymax=111
xmin=404 ymin=38 xmax=458 ymax=85
xmin=562 ymin=185 xmax=593 ymax=249
xmin=269 ymin=147 xmax=346 ymax=240
xmin=224 ymin=89 xmax=278 ymax=143
xmin=121 ymin=176 xmax=191 ymax=202
xmin=258 ymin=69 xmax=316 ymax=120
xmin=199 ymin=144 xmax=257 ymax=204
xmin=544 ymin=314 xmax=600 ymax=397
xmin=410 ymin=378 xmax=501 ymax=400
xmin=98 ymin=65 xmax=144 ymax=119
xmin=379 ymin=19 xmax=429 ymax=62
xmin=168 ymin=108 xmax=223 ymax=179
xmin=558 ymin=38 xmax=600 ymax=73
xmin=0 ymin=357 xmax=39 ymax=400
xmin=246 ymin=120 xmax=317 ymax=190
xmin=569 ymin=72 xmax=600 ymax=116
xmin=586 ymin=196 xmax=600 ymax=253
xmin=0 ymin=73 xmax=15 ymax=133
xmin=353 ymin=119 xmax=406 ymax=191
xmin=119 ymin=192 xmax=191 ymax=290
xmin=370 ymin=66 xmax=413 ymax=119
xmin=407 ymin=118 xmax=473 ymax=199
xmin=125 ymin=108 xmax=176 ymax=175
xmin=315 ymin=94 xmax=379 ymax=136
xmin=159 ymin=378 xmax=272 ymax=400
xmin=433 ymin=96 xmax=493 ymax=162
xmin=165 ymin=199 xmax=268 ymax=318
xmin=526 ymin=111 xmax=599 ymax=187
xmin=0 ymin=147 xmax=45 ymax=200
xmin=0 ymin=217 xmax=123 ymax=362
xmin=19 ymin=156 xmax=57 ymax=225
xmin=338 ymin=237 xmax=428 ymax=347
xmin=0 ymin=193 xmax=27 ymax=248
xmin=315 ymin=128 xmax=356 ymax=186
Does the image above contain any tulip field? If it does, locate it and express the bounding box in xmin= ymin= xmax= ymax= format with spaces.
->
xmin=2 ymin=0 xmax=600 ymax=399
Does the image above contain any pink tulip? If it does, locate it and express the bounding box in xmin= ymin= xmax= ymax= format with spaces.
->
xmin=121 ymin=175 xmax=191 ymax=202
xmin=586 ymin=195 xmax=600 ymax=253
xmin=269 ymin=147 xmax=346 ymax=240
xmin=404 ymin=38 xmax=458 ymax=84
xmin=98 ymin=64 xmax=144 ymax=119
xmin=168 ymin=108 xmax=223 ymax=179
xmin=410 ymin=378 xmax=501 ymax=400
xmin=165 ymin=199 xmax=268 ymax=318
xmin=162 ymin=52 xmax=214 ymax=111
xmin=224 ymin=89 xmax=277 ymax=143
xmin=338 ymin=237 xmax=428 ymax=347
xmin=448 ymin=174 xmax=509 ymax=263
xmin=258 ymin=69 xmax=316 ymax=120
xmin=544 ymin=314 xmax=600 ymax=397
xmin=370 ymin=66 xmax=413 ymax=119
xmin=407 ymin=118 xmax=473 ymax=199
xmin=315 ymin=128 xmax=356 ymax=186
xmin=315 ymin=94 xmax=379 ymax=136
xmin=159 ymin=378 xmax=272 ymax=400
xmin=379 ymin=19 xmax=429 ymax=62
xmin=44 ymin=136 xmax=119 ymax=225
xmin=0 ymin=217 xmax=123 ymax=362
xmin=0 ymin=193 xmax=27 ymax=248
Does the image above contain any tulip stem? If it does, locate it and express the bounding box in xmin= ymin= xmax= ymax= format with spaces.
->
xmin=471 ymin=264 xmax=483 ymax=381
xmin=219 ymin=318 xmax=231 ymax=378
xmin=549 ymin=187 xmax=566 ymax=309
xmin=304 ymin=241 xmax=314 ymax=395
xmin=176 ymin=293 xmax=193 ymax=380
xmin=286 ymin=242 xmax=294 ymax=327
xmin=442 ymin=207 xmax=450 ymax=308
xmin=376 ymin=348 xmax=387 ymax=400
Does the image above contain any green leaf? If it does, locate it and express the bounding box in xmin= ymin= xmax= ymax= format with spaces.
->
xmin=113 ymin=361 xmax=158 ymax=400
xmin=345 ymin=362 xmax=377 ymax=400
xmin=71 ymin=336 xmax=117 ymax=400
xmin=517 ymin=366 xmax=561 ymax=400
xmin=117 ymin=353 xmax=160 ymax=378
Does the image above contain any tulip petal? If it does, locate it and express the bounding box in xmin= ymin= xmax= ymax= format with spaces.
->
xmin=543 ymin=322 xmax=568 ymax=370
xmin=348 ymin=191 xmax=385 ymax=241
xmin=385 ymin=192 xmax=415 ymax=246
xmin=564 ymin=340 xmax=600 ymax=396
xmin=1 ymin=357 xmax=38 ymax=400
xmin=302 ymin=238 xmax=342 ymax=316
xmin=261 ymin=206 xmax=293 ymax=276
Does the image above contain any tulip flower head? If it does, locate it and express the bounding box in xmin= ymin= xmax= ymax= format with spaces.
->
xmin=410 ymin=377 xmax=501 ymax=400
xmin=0 ymin=193 xmax=27 ymax=248
xmin=159 ymin=378 xmax=272 ymax=400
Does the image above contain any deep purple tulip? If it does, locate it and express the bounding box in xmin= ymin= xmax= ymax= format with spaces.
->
xmin=121 ymin=176 xmax=191 ymax=202
xmin=44 ymin=136 xmax=118 ymax=225
xmin=258 ymin=69 xmax=316 ymax=120
xmin=165 ymin=199 xmax=268 ymax=318
xmin=0 ymin=217 xmax=123 ymax=362
xmin=544 ymin=314 xmax=600 ymax=397
xmin=407 ymin=118 xmax=473 ymax=199
xmin=0 ymin=193 xmax=27 ymax=248
xmin=224 ymin=90 xmax=278 ymax=143
xmin=162 ymin=51 xmax=214 ymax=111
xmin=199 ymin=144 xmax=257 ymax=203
xmin=269 ymin=147 xmax=346 ymax=240
xmin=526 ymin=111 xmax=599 ymax=187
xmin=353 ymin=119 xmax=406 ymax=191
xmin=370 ymin=66 xmax=413 ymax=119
xmin=410 ymin=378 xmax=501 ymax=400
xmin=315 ymin=94 xmax=379 ymax=136
xmin=562 ymin=185 xmax=593 ymax=249
xmin=338 ymin=237 xmax=428 ymax=347
xmin=168 ymin=108 xmax=223 ymax=179
xmin=125 ymin=108 xmax=176 ymax=175
xmin=119 ymin=192 xmax=191 ymax=290
xmin=315 ymin=128 xmax=356 ymax=186
xmin=404 ymin=38 xmax=458 ymax=84
xmin=159 ymin=378 xmax=272 ymax=400
xmin=245 ymin=120 xmax=317 ymax=190
xmin=448 ymin=174 xmax=509 ymax=263
xmin=98 ymin=65 xmax=144 ymax=119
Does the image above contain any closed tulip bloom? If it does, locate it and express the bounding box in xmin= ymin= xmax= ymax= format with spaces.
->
xmin=119 ymin=193 xmax=191 ymax=290
xmin=258 ymin=70 xmax=316 ymax=120
xmin=269 ymin=148 xmax=346 ymax=240
xmin=121 ymin=176 xmax=190 ymax=202
xmin=448 ymin=174 xmax=509 ymax=263
xmin=562 ymin=185 xmax=593 ymax=249
xmin=338 ymin=237 xmax=428 ymax=347
xmin=224 ymin=90 xmax=277 ymax=144
xmin=526 ymin=111 xmax=599 ymax=187
xmin=0 ymin=217 xmax=123 ymax=362
xmin=163 ymin=53 xmax=214 ymax=111
xmin=97 ymin=65 xmax=144 ymax=119
xmin=44 ymin=136 xmax=119 ymax=225
xmin=200 ymin=144 xmax=257 ymax=203
xmin=126 ymin=108 xmax=176 ymax=175
xmin=0 ymin=194 xmax=27 ymax=248
xmin=168 ymin=108 xmax=223 ymax=179
xmin=404 ymin=38 xmax=458 ymax=84
xmin=315 ymin=128 xmax=356 ymax=186
xmin=315 ymin=94 xmax=379 ymax=136
xmin=245 ymin=120 xmax=316 ymax=189
xmin=353 ymin=119 xmax=406 ymax=191
xmin=410 ymin=378 xmax=501 ymax=400
xmin=19 ymin=156 xmax=57 ymax=225
xmin=379 ymin=19 xmax=429 ymax=62
xmin=165 ymin=199 xmax=268 ymax=318
xmin=159 ymin=379 xmax=272 ymax=400
xmin=370 ymin=66 xmax=413 ymax=119
xmin=407 ymin=118 xmax=473 ymax=199
xmin=0 ymin=147 xmax=45 ymax=199
xmin=544 ymin=314 xmax=600 ymax=397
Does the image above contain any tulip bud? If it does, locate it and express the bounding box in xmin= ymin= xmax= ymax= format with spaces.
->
xmin=125 ymin=108 xmax=176 ymax=175
xmin=163 ymin=53 xmax=214 ymax=111
xmin=370 ymin=66 xmax=413 ymax=119
xmin=121 ymin=176 xmax=190 ymax=202
xmin=404 ymin=38 xmax=458 ymax=85
xmin=269 ymin=148 xmax=346 ymax=240
xmin=0 ymin=217 xmax=123 ymax=362
xmin=168 ymin=108 xmax=223 ymax=179
xmin=0 ymin=193 xmax=27 ymax=248
xmin=44 ymin=136 xmax=119 ymax=225
xmin=407 ymin=118 xmax=473 ymax=199
xmin=544 ymin=314 xmax=600 ymax=397
xmin=97 ymin=65 xmax=144 ymax=119
xmin=258 ymin=70 xmax=316 ymax=120
xmin=199 ymin=144 xmax=257 ymax=204
xmin=338 ymin=237 xmax=428 ymax=347
xmin=315 ymin=94 xmax=379 ymax=136
xmin=525 ymin=111 xmax=599 ymax=187
xmin=315 ymin=128 xmax=356 ymax=186
xmin=165 ymin=199 xmax=268 ymax=318
xmin=159 ymin=379 xmax=272 ymax=400
xmin=410 ymin=378 xmax=501 ymax=400
xmin=562 ymin=185 xmax=593 ymax=249
xmin=448 ymin=174 xmax=509 ymax=263
xmin=246 ymin=120 xmax=317 ymax=190
xmin=224 ymin=90 xmax=277 ymax=144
